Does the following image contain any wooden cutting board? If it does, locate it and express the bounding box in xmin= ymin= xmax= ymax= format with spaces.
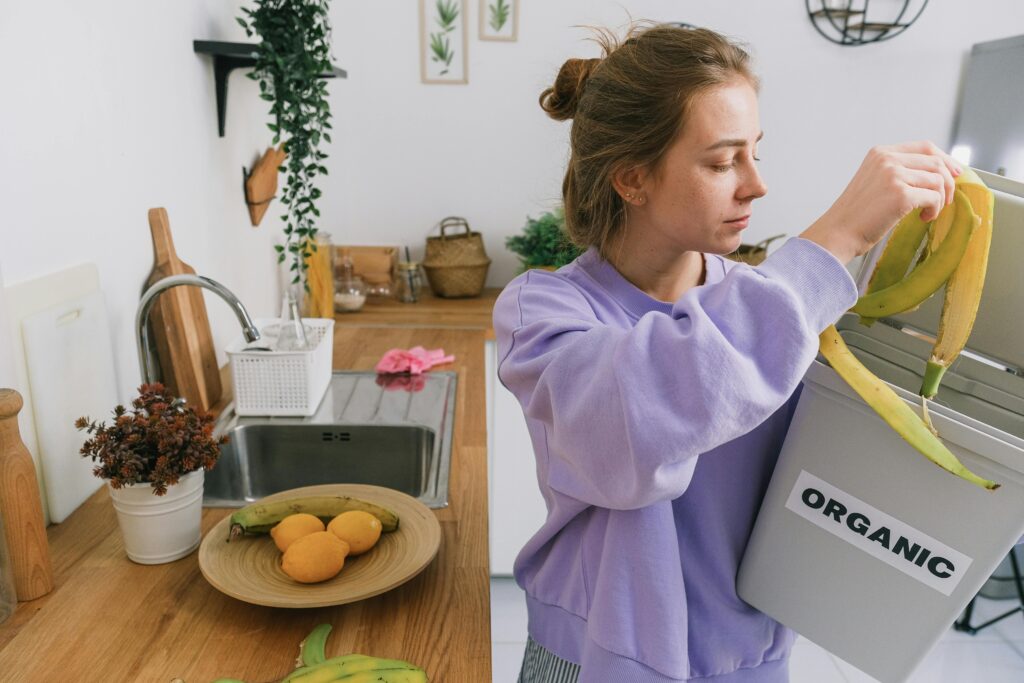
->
xmin=144 ymin=208 xmax=221 ymax=412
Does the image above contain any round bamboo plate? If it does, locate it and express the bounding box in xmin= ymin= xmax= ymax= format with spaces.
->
xmin=198 ymin=484 xmax=441 ymax=608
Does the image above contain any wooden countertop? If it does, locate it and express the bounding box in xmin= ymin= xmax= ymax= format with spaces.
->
xmin=0 ymin=292 xmax=501 ymax=682
xmin=334 ymin=288 xmax=500 ymax=338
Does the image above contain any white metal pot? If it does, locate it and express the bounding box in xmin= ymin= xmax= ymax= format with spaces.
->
xmin=107 ymin=468 xmax=204 ymax=565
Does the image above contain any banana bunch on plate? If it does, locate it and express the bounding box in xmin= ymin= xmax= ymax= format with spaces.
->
xmin=212 ymin=624 xmax=429 ymax=683
xmin=818 ymin=168 xmax=997 ymax=490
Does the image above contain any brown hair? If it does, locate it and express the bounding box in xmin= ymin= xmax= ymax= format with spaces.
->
xmin=540 ymin=24 xmax=758 ymax=259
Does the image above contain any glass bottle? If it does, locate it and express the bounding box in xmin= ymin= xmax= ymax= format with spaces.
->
xmin=0 ymin=506 xmax=17 ymax=624
xmin=302 ymin=232 xmax=335 ymax=319
xmin=275 ymin=283 xmax=310 ymax=351
xmin=333 ymin=249 xmax=367 ymax=313
xmin=394 ymin=261 xmax=426 ymax=303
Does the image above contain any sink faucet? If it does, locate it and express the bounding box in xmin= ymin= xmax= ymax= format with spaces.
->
xmin=135 ymin=274 xmax=261 ymax=386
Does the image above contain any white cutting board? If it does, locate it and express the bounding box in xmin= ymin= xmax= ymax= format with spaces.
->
xmin=22 ymin=291 xmax=116 ymax=523
xmin=3 ymin=263 xmax=104 ymax=524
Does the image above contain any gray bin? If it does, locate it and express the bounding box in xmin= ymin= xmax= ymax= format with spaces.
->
xmin=738 ymin=169 xmax=1024 ymax=683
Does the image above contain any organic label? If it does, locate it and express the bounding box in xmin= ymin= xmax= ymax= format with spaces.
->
xmin=785 ymin=470 xmax=972 ymax=595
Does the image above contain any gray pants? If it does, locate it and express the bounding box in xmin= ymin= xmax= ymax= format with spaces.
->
xmin=517 ymin=636 xmax=581 ymax=683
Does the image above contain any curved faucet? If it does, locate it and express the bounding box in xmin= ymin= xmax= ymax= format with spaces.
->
xmin=136 ymin=274 xmax=261 ymax=386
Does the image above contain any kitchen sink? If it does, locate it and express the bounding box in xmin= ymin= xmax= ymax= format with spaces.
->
xmin=204 ymin=371 xmax=456 ymax=508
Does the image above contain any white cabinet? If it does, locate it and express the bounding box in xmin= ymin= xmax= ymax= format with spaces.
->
xmin=486 ymin=339 xmax=548 ymax=576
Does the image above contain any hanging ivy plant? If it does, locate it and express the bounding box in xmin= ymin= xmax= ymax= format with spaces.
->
xmin=237 ymin=0 xmax=333 ymax=286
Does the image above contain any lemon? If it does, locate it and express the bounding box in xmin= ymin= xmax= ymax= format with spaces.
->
xmin=327 ymin=510 xmax=383 ymax=556
xmin=281 ymin=531 xmax=351 ymax=584
xmin=270 ymin=513 xmax=325 ymax=553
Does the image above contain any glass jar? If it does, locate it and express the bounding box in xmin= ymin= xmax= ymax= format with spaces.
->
xmin=333 ymin=249 xmax=367 ymax=313
xmin=0 ymin=508 xmax=17 ymax=624
xmin=394 ymin=261 xmax=426 ymax=303
xmin=302 ymin=232 xmax=335 ymax=319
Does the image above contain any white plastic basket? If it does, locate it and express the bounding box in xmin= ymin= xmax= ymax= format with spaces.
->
xmin=226 ymin=317 xmax=335 ymax=416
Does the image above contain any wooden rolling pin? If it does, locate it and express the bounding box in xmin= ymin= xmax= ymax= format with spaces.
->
xmin=0 ymin=389 xmax=54 ymax=601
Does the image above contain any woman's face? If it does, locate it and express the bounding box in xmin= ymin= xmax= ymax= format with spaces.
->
xmin=635 ymin=78 xmax=767 ymax=256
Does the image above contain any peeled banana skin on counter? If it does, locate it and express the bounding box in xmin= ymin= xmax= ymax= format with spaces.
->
xmin=211 ymin=624 xmax=430 ymax=683
xmin=819 ymin=168 xmax=997 ymax=491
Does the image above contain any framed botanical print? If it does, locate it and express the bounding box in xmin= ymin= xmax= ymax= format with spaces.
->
xmin=479 ymin=0 xmax=518 ymax=41
xmin=420 ymin=0 xmax=468 ymax=84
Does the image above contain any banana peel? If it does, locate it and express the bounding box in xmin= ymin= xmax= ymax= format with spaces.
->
xmin=819 ymin=325 xmax=998 ymax=491
xmin=921 ymin=168 xmax=994 ymax=398
xmin=298 ymin=624 xmax=332 ymax=668
xmin=858 ymin=207 xmax=932 ymax=326
xmin=212 ymin=624 xmax=430 ymax=683
xmin=826 ymin=169 xmax=997 ymax=490
xmin=852 ymin=189 xmax=978 ymax=320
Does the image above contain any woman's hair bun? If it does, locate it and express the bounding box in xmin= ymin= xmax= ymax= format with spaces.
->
xmin=539 ymin=57 xmax=602 ymax=121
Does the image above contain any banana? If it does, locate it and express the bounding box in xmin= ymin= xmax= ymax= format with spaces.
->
xmin=920 ymin=168 xmax=994 ymax=398
xmin=851 ymin=189 xmax=977 ymax=320
xmin=286 ymin=658 xmax=424 ymax=683
xmin=228 ymin=496 xmax=400 ymax=541
xmin=819 ymin=325 xmax=997 ymax=490
xmin=858 ymin=207 xmax=931 ymax=326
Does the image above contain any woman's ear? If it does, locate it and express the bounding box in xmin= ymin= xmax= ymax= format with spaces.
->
xmin=612 ymin=164 xmax=649 ymax=205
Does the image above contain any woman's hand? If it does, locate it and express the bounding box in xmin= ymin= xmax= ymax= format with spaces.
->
xmin=800 ymin=141 xmax=963 ymax=264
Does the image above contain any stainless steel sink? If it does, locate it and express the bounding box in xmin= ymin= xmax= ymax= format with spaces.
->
xmin=204 ymin=371 xmax=456 ymax=508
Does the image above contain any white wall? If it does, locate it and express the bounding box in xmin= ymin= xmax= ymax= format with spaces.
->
xmin=1 ymin=1 xmax=1022 ymax=402
xmin=329 ymin=0 xmax=1023 ymax=285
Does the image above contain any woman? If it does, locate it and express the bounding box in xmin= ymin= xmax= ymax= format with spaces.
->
xmin=493 ymin=24 xmax=961 ymax=683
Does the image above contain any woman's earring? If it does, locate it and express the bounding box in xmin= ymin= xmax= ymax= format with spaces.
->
xmin=623 ymin=192 xmax=634 ymax=200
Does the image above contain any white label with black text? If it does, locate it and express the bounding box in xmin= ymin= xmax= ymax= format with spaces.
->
xmin=785 ymin=470 xmax=972 ymax=595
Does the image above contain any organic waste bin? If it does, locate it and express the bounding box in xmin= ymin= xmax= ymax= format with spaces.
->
xmin=738 ymin=170 xmax=1024 ymax=683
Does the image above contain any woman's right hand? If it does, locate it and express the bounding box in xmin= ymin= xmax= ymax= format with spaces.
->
xmin=800 ymin=141 xmax=963 ymax=264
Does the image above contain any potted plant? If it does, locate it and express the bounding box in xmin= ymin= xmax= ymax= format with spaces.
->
xmin=76 ymin=384 xmax=226 ymax=565
xmin=237 ymin=0 xmax=334 ymax=293
xmin=505 ymin=207 xmax=583 ymax=272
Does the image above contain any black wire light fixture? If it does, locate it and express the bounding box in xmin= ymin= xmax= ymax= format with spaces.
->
xmin=806 ymin=0 xmax=930 ymax=46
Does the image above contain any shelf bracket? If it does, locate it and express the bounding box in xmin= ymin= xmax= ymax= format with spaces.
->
xmin=193 ymin=40 xmax=347 ymax=138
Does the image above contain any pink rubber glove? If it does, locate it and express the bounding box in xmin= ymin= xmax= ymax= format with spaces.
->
xmin=375 ymin=346 xmax=455 ymax=375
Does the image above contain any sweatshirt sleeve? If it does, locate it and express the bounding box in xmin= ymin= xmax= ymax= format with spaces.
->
xmin=493 ymin=238 xmax=858 ymax=510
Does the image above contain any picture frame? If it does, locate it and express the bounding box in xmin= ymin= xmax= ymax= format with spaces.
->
xmin=479 ymin=0 xmax=518 ymax=42
xmin=420 ymin=0 xmax=468 ymax=84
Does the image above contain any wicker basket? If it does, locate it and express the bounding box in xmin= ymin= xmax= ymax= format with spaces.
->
xmin=423 ymin=262 xmax=491 ymax=298
xmin=422 ymin=216 xmax=491 ymax=298
xmin=724 ymin=233 xmax=786 ymax=266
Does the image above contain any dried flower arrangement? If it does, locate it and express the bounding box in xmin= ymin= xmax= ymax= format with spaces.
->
xmin=75 ymin=384 xmax=226 ymax=495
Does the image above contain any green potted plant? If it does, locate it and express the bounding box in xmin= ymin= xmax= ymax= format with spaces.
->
xmin=505 ymin=207 xmax=583 ymax=272
xmin=238 ymin=0 xmax=334 ymax=289
xmin=76 ymin=384 xmax=226 ymax=564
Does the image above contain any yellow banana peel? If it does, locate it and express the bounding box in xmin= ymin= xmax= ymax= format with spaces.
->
xmin=851 ymin=189 xmax=977 ymax=320
xmin=822 ymin=169 xmax=996 ymax=490
xmin=921 ymin=168 xmax=994 ymax=398
xmin=819 ymin=325 xmax=998 ymax=491
xmin=858 ymin=208 xmax=931 ymax=327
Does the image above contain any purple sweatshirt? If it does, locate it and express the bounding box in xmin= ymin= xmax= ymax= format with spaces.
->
xmin=493 ymin=237 xmax=858 ymax=682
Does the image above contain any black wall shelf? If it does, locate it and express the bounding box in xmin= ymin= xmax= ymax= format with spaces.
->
xmin=193 ymin=40 xmax=347 ymax=137
xmin=805 ymin=0 xmax=929 ymax=46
